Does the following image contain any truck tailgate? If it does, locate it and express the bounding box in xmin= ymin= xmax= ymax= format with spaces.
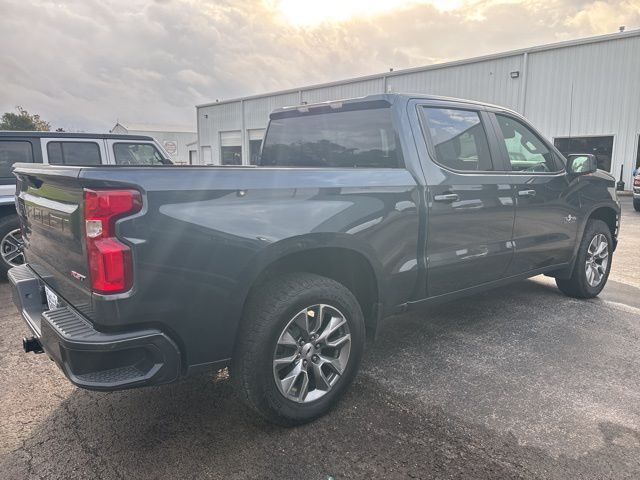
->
xmin=14 ymin=164 xmax=93 ymax=310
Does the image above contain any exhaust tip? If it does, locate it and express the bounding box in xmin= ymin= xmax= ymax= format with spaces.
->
xmin=23 ymin=336 xmax=43 ymax=354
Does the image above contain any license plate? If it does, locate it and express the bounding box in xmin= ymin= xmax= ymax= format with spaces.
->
xmin=44 ymin=285 xmax=61 ymax=310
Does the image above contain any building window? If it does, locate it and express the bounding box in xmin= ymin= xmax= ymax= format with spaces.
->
xmin=554 ymin=136 xmax=614 ymax=173
xmin=221 ymin=146 xmax=242 ymax=165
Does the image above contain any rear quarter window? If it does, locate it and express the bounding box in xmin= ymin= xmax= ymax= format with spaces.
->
xmin=47 ymin=142 xmax=101 ymax=166
xmin=0 ymin=141 xmax=34 ymax=183
xmin=260 ymin=105 xmax=402 ymax=168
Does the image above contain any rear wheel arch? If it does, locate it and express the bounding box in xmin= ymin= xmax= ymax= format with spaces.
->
xmin=239 ymin=245 xmax=382 ymax=342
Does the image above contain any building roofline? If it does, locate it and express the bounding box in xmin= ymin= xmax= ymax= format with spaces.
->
xmin=197 ymin=28 xmax=640 ymax=109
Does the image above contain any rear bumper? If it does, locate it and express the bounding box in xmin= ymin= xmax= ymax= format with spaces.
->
xmin=9 ymin=264 xmax=181 ymax=391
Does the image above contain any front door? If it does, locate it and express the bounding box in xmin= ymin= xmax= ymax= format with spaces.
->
xmin=489 ymin=113 xmax=579 ymax=275
xmin=417 ymin=104 xmax=515 ymax=297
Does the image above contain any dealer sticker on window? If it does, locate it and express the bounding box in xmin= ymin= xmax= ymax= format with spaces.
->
xmin=44 ymin=285 xmax=61 ymax=310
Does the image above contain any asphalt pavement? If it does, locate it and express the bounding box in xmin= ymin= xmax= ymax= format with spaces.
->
xmin=1 ymin=197 xmax=638 ymax=479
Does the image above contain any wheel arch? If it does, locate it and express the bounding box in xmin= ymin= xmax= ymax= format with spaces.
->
xmin=585 ymin=204 xmax=619 ymax=251
xmin=234 ymin=235 xmax=384 ymax=342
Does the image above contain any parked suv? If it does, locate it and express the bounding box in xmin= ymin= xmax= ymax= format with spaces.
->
xmin=9 ymin=94 xmax=620 ymax=425
xmin=0 ymin=132 xmax=172 ymax=277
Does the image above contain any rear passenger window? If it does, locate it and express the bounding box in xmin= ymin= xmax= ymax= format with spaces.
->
xmin=47 ymin=142 xmax=101 ymax=166
xmin=422 ymin=108 xmax=493 ymax=171
xmin=260 ymin=105 xmax=401 ymax=168
xmin=0 ymin=141 xmax=34 ymax=182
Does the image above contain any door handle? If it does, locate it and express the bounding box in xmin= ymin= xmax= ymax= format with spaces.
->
xmin=433 ymin=193 xmax=460 ymax=202
xmin=518 ymin=189 xmax=536 ymax=197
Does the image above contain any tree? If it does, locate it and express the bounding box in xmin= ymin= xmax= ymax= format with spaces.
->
xmin=0 ymin=106 xmax=50 ymax=131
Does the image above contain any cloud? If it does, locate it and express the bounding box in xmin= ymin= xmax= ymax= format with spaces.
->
xmin=0 ymin=0 xmax=638 ymax=131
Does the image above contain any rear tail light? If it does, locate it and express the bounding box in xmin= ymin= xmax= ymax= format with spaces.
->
xmin=84 ymin=189 xmax=142 ymax=294
xmin=634 ymin=176 xmax=640 ymax=187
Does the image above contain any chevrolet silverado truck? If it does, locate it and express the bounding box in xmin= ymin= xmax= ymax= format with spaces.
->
xmin=9 ymin=94 xmax=620 ymax=425
xmin=0 ymin=132 xmax=172 ymax=278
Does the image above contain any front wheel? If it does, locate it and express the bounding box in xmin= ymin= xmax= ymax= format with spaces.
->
xmin=232 ymin=272 xmax=365 ymax=426
xmin=556 ymin=219 xmax=612 ymax=298
xmin=0 ymin=215 xmax=24 ymax=280
xmin=633 ymin=198 xmax=640 ymax=212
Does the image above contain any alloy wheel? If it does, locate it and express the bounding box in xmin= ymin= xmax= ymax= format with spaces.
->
xmin=585 ymin=233 xmax=609 ymax=287
xmin=1 ymin=228 xmax=24 ymax=268
xmin=273 ymin=304 xmax=351 ymax=403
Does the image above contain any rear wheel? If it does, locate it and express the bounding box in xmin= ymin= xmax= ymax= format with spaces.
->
xmin=634 ymin=198 xmax=640 ymax=212
xmin=556 ymin=219 xmax=612 ymax=298
xmin=0 ymin=215 xmax=24 ymax=279
xmin=232 ymin=272 xmax=365 ymax=426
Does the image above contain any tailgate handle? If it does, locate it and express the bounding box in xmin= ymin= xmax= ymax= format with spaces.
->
xmin=433 ymin=193 xmax=460 ymax=203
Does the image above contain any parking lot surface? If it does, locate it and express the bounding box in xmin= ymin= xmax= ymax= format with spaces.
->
xmin=1 ymin=198 xmax=639 ymax=479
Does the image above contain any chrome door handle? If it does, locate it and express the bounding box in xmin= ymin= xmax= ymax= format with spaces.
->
xmin=433 ymin=193 xmax=460 ymax=202
xmin=518 ymin=189 xmax=536 ymax=197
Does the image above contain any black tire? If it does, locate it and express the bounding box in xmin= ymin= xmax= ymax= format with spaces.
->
xmin=232 ymin=272 xmax=365 ymax=426
xmin=634 ymin=198 xmax=640 ymax=212
xmin=556 ymin=219 xmax=613 ymax=299
xmin=0 ymin=214 xmax=23 ymax=280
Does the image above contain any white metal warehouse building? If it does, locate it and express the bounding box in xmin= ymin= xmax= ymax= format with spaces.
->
xmin=196 ymin=30 xmax=640 ymax=186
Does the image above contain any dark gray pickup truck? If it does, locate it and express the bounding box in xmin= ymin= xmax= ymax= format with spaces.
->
xmin=9 ymin=94 xmax=620 ymax=425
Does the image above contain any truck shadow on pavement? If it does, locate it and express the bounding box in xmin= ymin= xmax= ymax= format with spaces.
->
xmin=2 ymin=279 xmax=639 ymax=479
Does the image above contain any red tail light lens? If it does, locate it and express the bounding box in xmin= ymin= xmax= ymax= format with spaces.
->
xmin=634 ymin=176 xmax=640 ymax=187
xmin=84 ymin=189 xmax=142 ymax=294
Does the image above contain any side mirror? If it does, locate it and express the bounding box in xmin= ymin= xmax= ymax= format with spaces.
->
xmin=566 ymin=153 xmax=597 ymax=175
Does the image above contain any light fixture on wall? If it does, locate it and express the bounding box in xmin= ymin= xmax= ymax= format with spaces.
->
xmin=510 ymin=71 xmax=520 ymax=79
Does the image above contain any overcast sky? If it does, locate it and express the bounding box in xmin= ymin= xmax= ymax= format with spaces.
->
xmin=1 ymin=0 xmax=638 ymax=132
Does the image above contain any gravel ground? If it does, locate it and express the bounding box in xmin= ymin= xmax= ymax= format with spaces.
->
xmin=0 ymin=197 xmax=638 ymax=480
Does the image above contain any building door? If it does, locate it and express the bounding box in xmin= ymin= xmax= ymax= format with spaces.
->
xmin=248 ymin=129 xmax=265 ymax=165
xmin=201 ymin=146 xmax=212 ymax=165
xmin=554 ymin=136 xmax=614 ymax=173
xmin=220 ymin=131 xmax=242 ymax=165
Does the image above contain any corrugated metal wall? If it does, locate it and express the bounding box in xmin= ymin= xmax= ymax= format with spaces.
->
xmin=523 ymin=34 xmax=640 ymax=180
xmin=197 ymin=32 xmax=640 ymax=183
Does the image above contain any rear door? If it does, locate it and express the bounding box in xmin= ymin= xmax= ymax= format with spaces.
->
xmin=413 ymin=101 xmax=515 ymax=297
xmin=488 ymin=112 xmax=579 ymax=274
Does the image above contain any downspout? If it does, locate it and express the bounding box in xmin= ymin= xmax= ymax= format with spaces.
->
xmin=241 ymin=99 xmax=247 ymax=165
xmin=519 ymin=52 xmax=529 ymax=115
